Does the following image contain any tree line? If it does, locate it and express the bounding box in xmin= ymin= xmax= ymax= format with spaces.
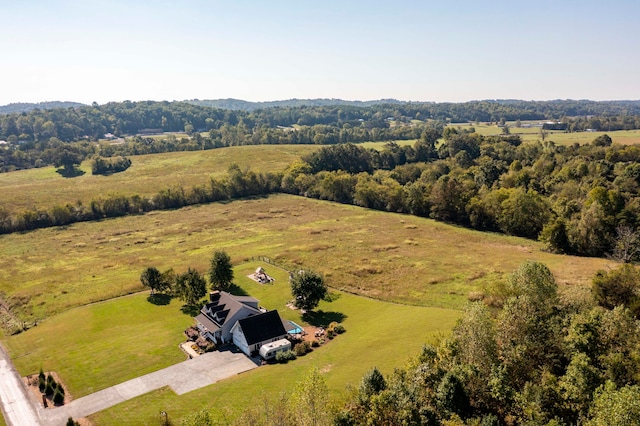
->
xmin=2 ymin=99 xmax=640 ymax=143
xmin=3 ymin=97 xmax=640 ymax=172
xmin=281 ymin=132 xmax=640 ymax=259
xmin=0 ymin=165 xmax=281 ymax=234
xmin=3 ymin=131 xmax=640 ymax=260
xmin=330 ymin=261 xmax=640 ymax=425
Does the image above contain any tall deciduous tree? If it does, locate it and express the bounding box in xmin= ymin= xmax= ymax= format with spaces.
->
xmin=140 ymin=266 xmax=162 ymax=294
xmin=209 ymin=250 xmax=234 ymax=291
xmin=291 ymin=367 xmax=331 ymax=426
xmin=52 ymin=145 xmax=83 ymax=173
xmin=592 ymin=264 xmax=640 ymax=317
xmin=174 ymin=268 xmax=207 ymax=305
xmin=140 ymin=266 xmax=173 ymax=295
xmin=291 ymin=269 xmax=327 ymax=311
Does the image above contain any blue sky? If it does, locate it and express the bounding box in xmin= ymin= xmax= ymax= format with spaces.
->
xmin=1 ymin=0 xmax=639 ymax=104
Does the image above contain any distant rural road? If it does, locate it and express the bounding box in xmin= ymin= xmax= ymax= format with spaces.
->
xmin=0 ymin=343 xmax=40 ymax=425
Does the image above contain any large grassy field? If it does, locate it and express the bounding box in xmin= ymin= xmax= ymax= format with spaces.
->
xmin=0 ymin=193 xmax=618 ymax=424
xmin=448 ymin=122 xmax=640 ymax=146
xmin=0 ymin=144 xmax=319 ymax=215
xmin=0 ymin=195 xmax=614 ymax=324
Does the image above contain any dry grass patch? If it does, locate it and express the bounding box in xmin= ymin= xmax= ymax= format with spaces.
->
xmin=0 ymin=144 xmax=319 ymax=215
xmin=0 ymin=194 xmax=617 ymax=324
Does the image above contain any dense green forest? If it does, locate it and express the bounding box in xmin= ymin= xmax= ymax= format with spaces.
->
xmin=0 ymin=101 xmax=85 ymax=114
xmin=284 ymin=132 xmax=640 ymax=259
xmin=351 ymin=260 xmax=640 ymax=426
xmin=2 ymin=99 xmax=640 ymax=173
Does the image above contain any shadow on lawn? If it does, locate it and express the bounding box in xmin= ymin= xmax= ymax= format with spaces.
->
xmin=302 ymin=310 xmax=347 ymax=327
xmin=180 ymin=304 xmax=202 ymax=316
xmin=55 ymin=167 xmax=85 ymax=178
xmin=147 ymin=293 xmax=172 ymax=305
xmin=228 ymin=284 xmax=249 ymax=296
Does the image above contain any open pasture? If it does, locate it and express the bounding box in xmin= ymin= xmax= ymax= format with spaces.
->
xmin=448 ymin=122 xmax=640 ymax=145
xmin=359 ymin=139 xmax=417 ymax=149
xmin=0 ymin=144 xmax=318 ymax=215
xmin=0 ymin=194 xmax=614 ymax=324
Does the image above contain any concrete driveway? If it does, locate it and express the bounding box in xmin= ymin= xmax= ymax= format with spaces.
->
xmin=1 ymin=348 xmax=258 ymax=425
xmin=0 ymin=345 xmax=40 ymax=426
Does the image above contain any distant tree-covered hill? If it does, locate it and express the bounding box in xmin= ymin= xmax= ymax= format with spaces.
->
xmin=185 ymin=98 xmax=406 ymax=111
xmin=0 ymin=101 xmax=87 ymax=114
xmin=1 ymin=98 xmax=640 ymax=151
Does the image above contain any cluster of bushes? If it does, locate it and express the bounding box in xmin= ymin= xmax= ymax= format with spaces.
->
xmin=294 ymin=341 xmax=313 ymax=356
xmin=91 ymin=155 xmax=131 ymax=175
xmin=326 ymin=321 xmax=345 ymax=339
xmin=38 ymin=369 xmax=65 ymax=405
xmin=275 ymin=349 xmax=297 ymax=363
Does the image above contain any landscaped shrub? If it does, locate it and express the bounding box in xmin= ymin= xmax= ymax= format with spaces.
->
xmin=195 ymin=336 xmax=209 ymax=350
xmin=185 ymin=326 xmax=199 ymax=341
xmin=38 ymin=369 xmax=46 ymax=392
xmin=311 ymin=339 xmax=320 ymax=348
xmin=294 ymin=341 xmax=312 ymax=356
xmin=275 ymin=349 xmax=297 ymax=363
xmin=53 ymin=388 xmax=65 ymax=405
xmin=326 ymin=321 xmax=345 ymax=339
xmin=45 ymin=381 xmax=55 ymax=397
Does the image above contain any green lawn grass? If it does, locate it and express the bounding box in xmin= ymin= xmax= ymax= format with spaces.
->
xmin=0 ymin=144 xmax=319 ymax=215
xmin=2 ymin=258 xmax=459 ymax=424
xmin=0 ymin=194 xmax=618 ymax=425
xmin=4 ymin=293 xmax=193 ymax=398
xmin=91 ymin=294 xmax=459 ymax=424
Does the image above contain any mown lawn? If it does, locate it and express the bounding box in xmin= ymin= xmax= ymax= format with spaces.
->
xmin=0 ymin=144 xmax=319 ymax=215
xmin=4 ymin=293 xmax=193 ymax=398
xmin=2 ymin=259 xmax=460 ymax=424
xmin=88 ymin=282 xmax=460 ymax=425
